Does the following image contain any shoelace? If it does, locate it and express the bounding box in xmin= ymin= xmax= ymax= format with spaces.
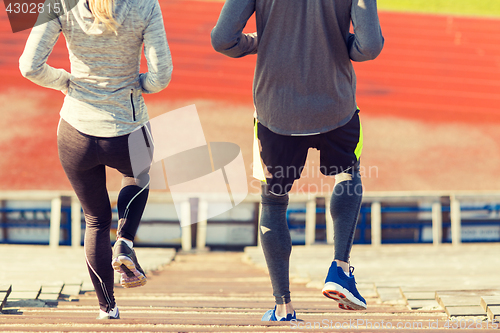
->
xmin=349 ymin=266 xmax=358 ymax=284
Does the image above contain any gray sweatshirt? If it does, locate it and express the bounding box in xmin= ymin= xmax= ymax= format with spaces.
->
xmin=19 ymin=0 xmax=172 ymax=137
xmin=211 ymin=0 xmax=384 ymax=135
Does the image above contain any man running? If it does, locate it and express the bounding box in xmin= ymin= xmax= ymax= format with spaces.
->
xmin=211 ymin=0 xmax=384 ymax=321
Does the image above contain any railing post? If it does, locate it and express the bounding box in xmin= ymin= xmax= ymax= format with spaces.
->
xmin=1 ymin=200 xmax=7 ymax=242
xmin=305 ymin=198 xmax=316 ymax=245
xmin=196 ymin=199 xmax=208 ymax=251
xmin=181 ymin=200 xmax=192 ymax=251
xmin=371 ymin=202 xmax=382 ymax=246
xmin=71 ymin=198 xmax=82 ymax=248
xmin=49 ymin=196 xmax=62 ymax=248
xmin=450 ymin=195 xmax=461 ymax=246
xmin=431 ymin=202 xmax=442 ymax=246
xmin=325 ymin=195 xmax=334 ymax=245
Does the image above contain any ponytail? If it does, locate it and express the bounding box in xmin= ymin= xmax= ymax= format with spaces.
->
xmin=88 ymin=0 xmax=118 ymax=33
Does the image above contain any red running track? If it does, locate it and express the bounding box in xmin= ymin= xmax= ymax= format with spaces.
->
xmin=1 ymin=0 xmax=500 ymax=124
xmin=1 ymin=1 xmax=500 ymax=191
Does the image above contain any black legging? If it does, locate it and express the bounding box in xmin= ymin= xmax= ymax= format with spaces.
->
xmin=57 ymin=118 xmax=150 ymax=312
xmin=259 ymin=168 xmax=362 ymax=305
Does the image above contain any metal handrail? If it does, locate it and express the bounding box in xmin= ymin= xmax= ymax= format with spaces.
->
xmin=2 ymin=190 xmax=500 ymax=248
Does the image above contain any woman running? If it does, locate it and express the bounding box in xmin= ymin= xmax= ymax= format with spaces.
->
xmin=19 ymin=0 xmax=172 ymax=319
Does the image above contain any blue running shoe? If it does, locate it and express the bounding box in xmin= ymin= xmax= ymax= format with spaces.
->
xmin=261 ymin=306 xmax=296 ymax=321
xmin=322 ymin=261 xmax=367 ymax=310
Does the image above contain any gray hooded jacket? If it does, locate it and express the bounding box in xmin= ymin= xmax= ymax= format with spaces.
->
xmin=20 ymin=0 xmax=172 ymax=137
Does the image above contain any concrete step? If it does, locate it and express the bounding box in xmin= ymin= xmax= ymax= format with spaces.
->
xmin=375 ymin=286 xmax=406 ymax=305
xmin=399 ymin=289 xmax=441 ymax=310
xmin=38 ymin=282 xmax=65 ymax=302
xmin=7 ymin=284 xmax=41 ymax=301
xmin=60 ymin=282 xmax=83 ymax=300
xmin=436 ymin=290 xmax=500 ymax=318
xmin=0 ymin=252 xmax=455 ymax=332
xmin=0 ymin=284 xmax=12 ymax=311
xmin=488 ymin=306 xmax=500 ymax=322
xmin=481 ymin=296 xmax=500 ymax=321
xmin=481 ymin=296 xmax=500 ymax=312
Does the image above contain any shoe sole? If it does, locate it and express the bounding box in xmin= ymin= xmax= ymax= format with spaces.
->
xmin=112 ymin=256 xmax=147 ymax=288
xmin=96 ymin=314 xmax=120 ymax=319
xmin=322 ymin=282 xmax=366 ymax=311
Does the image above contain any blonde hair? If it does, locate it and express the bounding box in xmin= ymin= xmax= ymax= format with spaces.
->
xmin=88 ymin=0 xmax=118 ymax=33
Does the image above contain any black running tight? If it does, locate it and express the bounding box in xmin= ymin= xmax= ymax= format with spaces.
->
xmin=57 ymin=119 xmax=150 ymax=312
xmin=259 ymin=169 xmax=362 ymax=304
